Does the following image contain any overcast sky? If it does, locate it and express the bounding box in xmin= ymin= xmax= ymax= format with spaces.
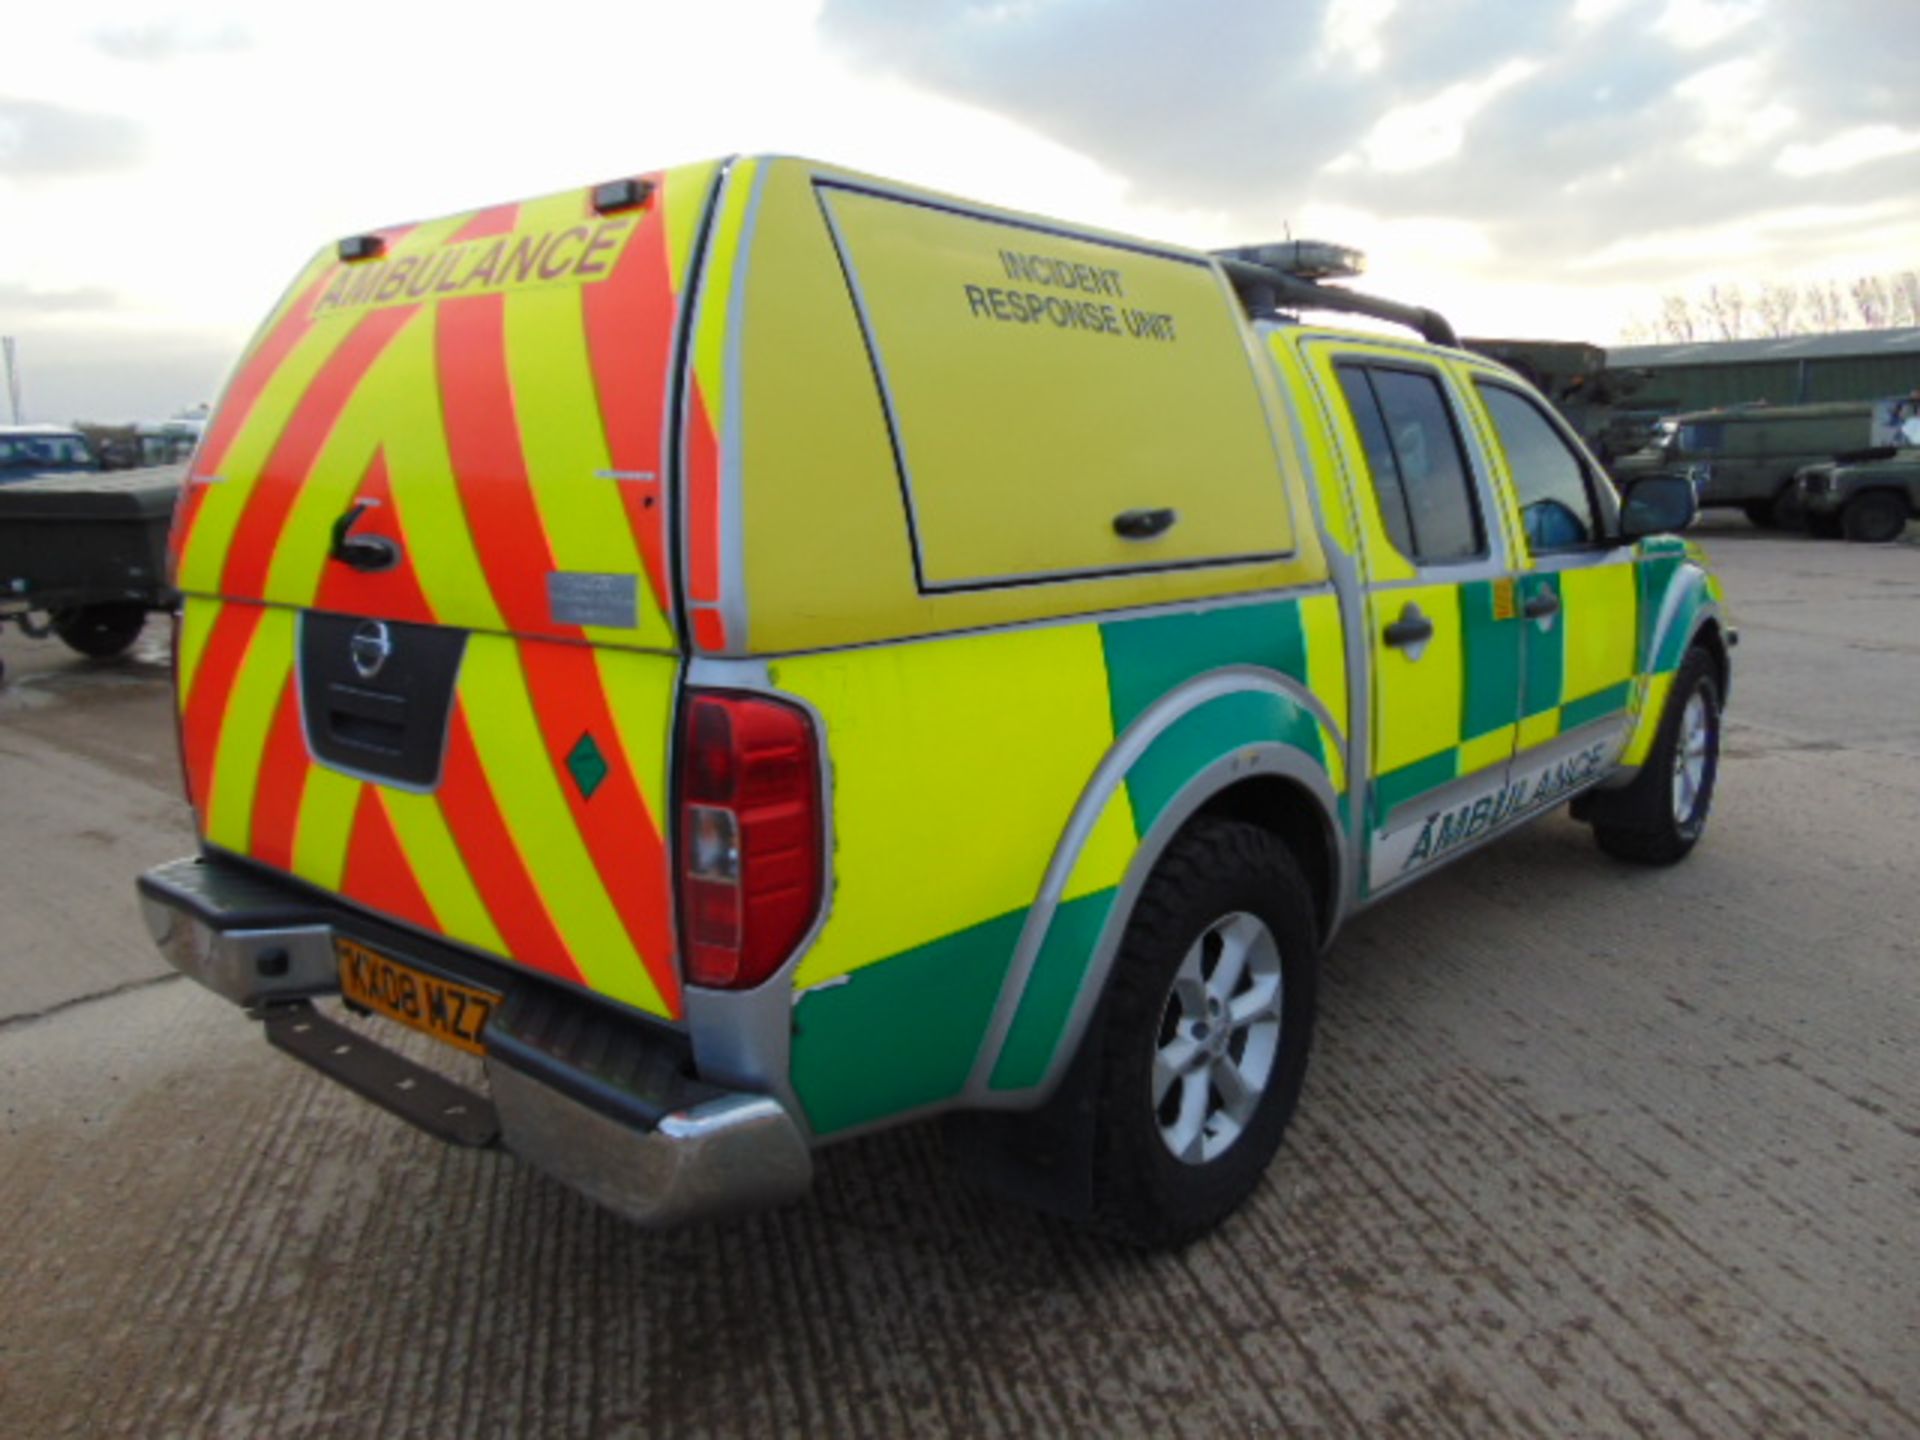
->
xmin=3 ymin=0 xmax=1916 ymax=422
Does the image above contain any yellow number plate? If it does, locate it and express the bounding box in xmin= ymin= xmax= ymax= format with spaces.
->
xmin=335 ymin=936 xmax=498 ymax=1056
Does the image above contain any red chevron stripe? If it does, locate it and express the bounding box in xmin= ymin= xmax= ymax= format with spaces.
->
xmin=437 ymin=286 xmax=572 ymax=638
xmin=516 ymin=637 xmax=679 ymax=1013
xmin=684 ymin=380 xmax=721 ymax=611
xmin=340 ymin=787 xmax=437 ymax=934
xmin=174 ymin=268 xmax=339 ymax=569
xmin=311 ymin=449 xmax=437 ymax=623
xmin=195 ymin=267 xmax=339 ymax=480
xmin=450 ymin=204 xmax=517 ymax=244
xmin=581 ymin=179 xmax=674 ymax=615
xmin=180 ymin=601 xmax=266 ymax=820
xmin=220 ymin=305 xmax=419 ymax=598
xmin=248 ymin=678 xmax=310 ymax=873
xmin=437 ymin=706 xmax=585 ymax=986
xmin=166 ymin=480 xmax=209 ymax=585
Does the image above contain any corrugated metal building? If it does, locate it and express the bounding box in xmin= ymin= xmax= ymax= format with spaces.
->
xmin=1608 ymin=328 xmax=1920 ymax=412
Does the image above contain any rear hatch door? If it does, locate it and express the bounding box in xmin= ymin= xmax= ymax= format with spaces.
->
xmin=172 ymin=162 xmax=724 ymax=1021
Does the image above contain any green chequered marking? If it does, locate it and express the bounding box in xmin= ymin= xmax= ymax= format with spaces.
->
xmin=1124 ymin=689 xmax=1325 ymax=836
xmin=791 ymin=907 xmax=1026 ymax=1135
xmin=1460 ymin=578 xmax=1522 ymax=741
xmin=1373 ymin=747 xmax=1460 ymax=820
xmin=988 ymin=888 xmax=1116 ymax=1092
xmin=1101 ymin=600 xmax=1311 ymax=733
xmin=1560 ymin=680 xmax=1633 ymax=731
xmin=1521 ymin=573 xmax=1564 ymax=716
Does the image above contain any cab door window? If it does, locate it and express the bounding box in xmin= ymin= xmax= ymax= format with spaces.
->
xmin=1335 ymin=363 xmax=1483 ymax=564
xmin=1476 ymin=382 xmax=1603 ymax=553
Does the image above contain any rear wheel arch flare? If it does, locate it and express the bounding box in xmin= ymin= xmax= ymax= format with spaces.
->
xmin=976 ymin=728 xmax=1344 ymax=1108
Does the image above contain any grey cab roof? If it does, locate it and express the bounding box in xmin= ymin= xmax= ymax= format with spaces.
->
xmin=1610 ymin=327 xmax=1920 ymax=368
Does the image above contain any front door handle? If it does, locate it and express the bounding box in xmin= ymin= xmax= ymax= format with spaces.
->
xmin=1522 ymin=588 xmax=1560 ymax=621
xmin=1383 ymin=601 xmax=1434 ymax=657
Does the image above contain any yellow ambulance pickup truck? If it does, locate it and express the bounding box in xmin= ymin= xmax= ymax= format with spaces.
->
xmin=137 ymin=157 xmax=1729 ymax=1247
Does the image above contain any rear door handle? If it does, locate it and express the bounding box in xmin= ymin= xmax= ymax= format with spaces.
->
xmin=1522 ymin=589 xmax=1560 ymax=621
xmin=1383 ymin=601 xmax=1434 ymax=656
xmin=1113 ymin=507 xmax=1178 ymax=540
xmin=330 ymin=500 xmax=402 ymax=573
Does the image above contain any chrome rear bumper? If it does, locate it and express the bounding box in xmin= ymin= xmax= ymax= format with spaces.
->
xmin=137 ymin=855 xmax=812 ymax=1228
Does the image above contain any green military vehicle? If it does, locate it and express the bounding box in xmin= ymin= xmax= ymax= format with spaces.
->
xmin=1613 ymin=400 xmax=1878 ymax=529
xmin=1464 ymin=338 xmax=1654 ymax=466
xmin=1797 ymin=453 xmax=1919 ymax=541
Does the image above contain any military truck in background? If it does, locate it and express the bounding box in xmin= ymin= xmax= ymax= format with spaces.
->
xmin=1464 ymin=338 xmax=1657 ymax=468
xmin=1611 ymin=400 xmax=1881 ymax=529
xmin=72 ymin=413 xmax=208 ymax=471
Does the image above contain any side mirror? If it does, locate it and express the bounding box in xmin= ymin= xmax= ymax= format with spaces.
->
xmin=1619 ymin=472 xmax=1697 ymax=540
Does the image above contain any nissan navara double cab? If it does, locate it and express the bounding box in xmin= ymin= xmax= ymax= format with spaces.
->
xmin=138 ymin=157 xmax=1729 ymax=1248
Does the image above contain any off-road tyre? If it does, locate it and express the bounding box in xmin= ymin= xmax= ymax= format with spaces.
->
xmin=1769 ymin=484 xmax=1805 ymax=530
xmin=1087 ymin=818 xmax=1319 ymax=1249
xmin=1841 ymin=491 xmax=1909 ymax=544
xmin=1741 ymin=499 xmax=1778 ymax=529
xmin=1590 ymin=646 xmax=1720 ymax=866
xmin=51 ymin=602 xmax=147 ymax=659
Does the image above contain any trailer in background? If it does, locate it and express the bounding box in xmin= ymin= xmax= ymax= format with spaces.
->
xmin=0 ymin=465 xmax=182 ymax=682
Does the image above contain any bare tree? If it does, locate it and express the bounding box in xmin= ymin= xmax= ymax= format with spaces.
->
xmin=1889 ymin=271 xmax=1920 ymax=328
xmin=1657 ymin=293 xmax=1698 ymax=342
xmin=1850 ymin=274 xmax=1891 ymax=328
xmin=1630 ymin=270 xmax=1920 ymax=345
xmin=1804 ymin=279 xmax=1847 ymax=333
xmin=1700 ymin=283 xmax=1749 ymax=340
xmin=1754 ymin=281 xmax=1802 ymax=337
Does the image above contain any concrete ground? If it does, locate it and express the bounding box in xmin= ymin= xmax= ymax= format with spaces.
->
xmin=1 ymin=519 xmax=1915 ymax=1438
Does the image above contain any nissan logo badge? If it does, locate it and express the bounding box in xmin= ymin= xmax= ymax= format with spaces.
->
xmin=350 ymin=620 xmax=393 ymax=681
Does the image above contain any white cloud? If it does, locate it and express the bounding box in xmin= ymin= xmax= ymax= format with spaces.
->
xmin=1318 ymin=0 xmax=1398 ymax=73
xmin=1778 ymin=125 xmax=1920 ymax=178
xmin=9 ymin=0 xmax=1920 ymax=415
xmin=1655 ymin=0 xmax=1764 ymax=49
xmin=1572 ymin=198 xmax=1911 ymax=271
xmin=1674 ymin=56 xmax=1794 ymax=166
xmin=1333 ymin=58 xmax=1540 ymax=175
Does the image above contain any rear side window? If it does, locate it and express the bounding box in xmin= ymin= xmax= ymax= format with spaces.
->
xmin=1335 ymin=363 xmax=1483 ymax=565
xmin=1476 ymin=381 xmax=1601 ymax=553
xmin=1677 ymin=421 xmax=1724 ymax=452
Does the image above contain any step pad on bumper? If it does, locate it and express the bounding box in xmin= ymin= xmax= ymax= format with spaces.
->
xmin=487 ymin=985 xmax=717 ymax=1134
xmin=266 ymin=1004 xmax=499 ymax=1147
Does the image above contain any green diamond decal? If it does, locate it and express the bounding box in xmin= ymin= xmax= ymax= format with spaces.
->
xmin=566 ymin=731 xmax=609 ymax=800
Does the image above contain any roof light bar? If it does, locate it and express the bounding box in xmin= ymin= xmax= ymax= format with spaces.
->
xmin=1215 ymin=239 xmax=1367 ymax=283
xmin=1213 ymin=245 xmax=1459 ymax=349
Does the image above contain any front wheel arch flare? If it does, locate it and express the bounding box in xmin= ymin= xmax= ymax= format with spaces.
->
xmin=1693 ymin=617 xmax=1731 ymax=708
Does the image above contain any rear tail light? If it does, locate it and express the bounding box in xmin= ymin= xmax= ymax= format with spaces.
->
xmin=676 ymin=691 xmax=822 ymax=989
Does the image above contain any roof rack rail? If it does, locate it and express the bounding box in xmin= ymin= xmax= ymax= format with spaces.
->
xmin=1212 ymin=254 xmax=1460 ymax=349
